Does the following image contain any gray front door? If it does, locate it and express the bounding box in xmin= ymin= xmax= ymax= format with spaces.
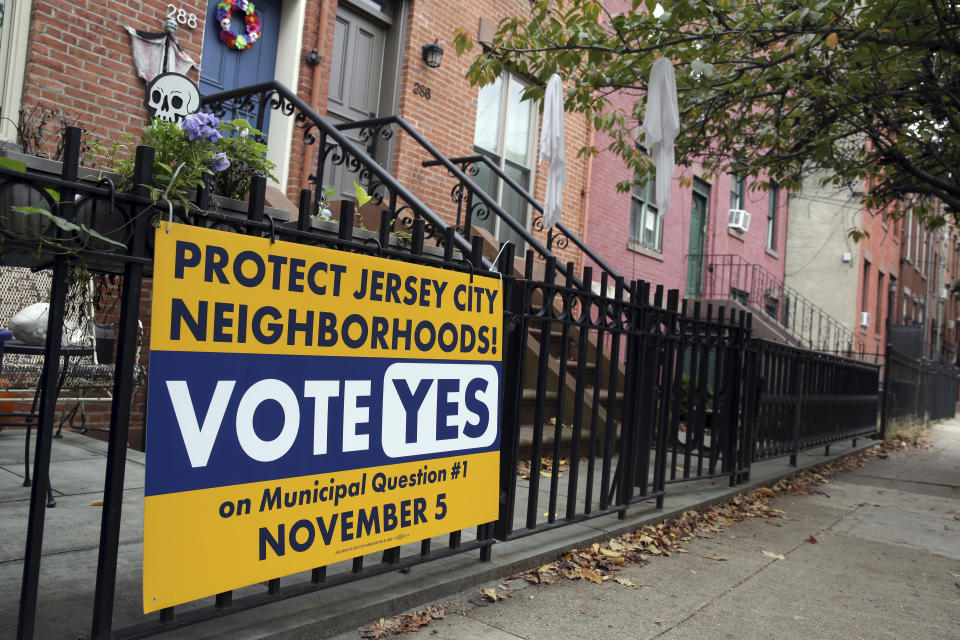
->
xmin=324 ymin=3 xmax=388 ymax=199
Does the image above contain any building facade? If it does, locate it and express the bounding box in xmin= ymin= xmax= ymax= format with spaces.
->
xmin=0 ymin=0 xmax=597 ymax=448
xmin=1 ymin=0 xmax=591 ymax=266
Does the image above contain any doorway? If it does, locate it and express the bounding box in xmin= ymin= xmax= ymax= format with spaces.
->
xmin=686 ymin=178 xmax=710 ymax=298
xmin=323 ymin=0 xmax=404 ymax=199
xmin=199 ymin=0 xmax=282 ymax=132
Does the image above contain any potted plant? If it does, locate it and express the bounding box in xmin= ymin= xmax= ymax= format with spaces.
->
xmin=102 ymin=113 xmax=283 ymax=221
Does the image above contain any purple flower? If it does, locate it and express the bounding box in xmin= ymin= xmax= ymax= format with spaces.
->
xmin=181 ymin=113 xmax=221 ymax=142
xmin=210 ymin=152 xmax=230 ymax=172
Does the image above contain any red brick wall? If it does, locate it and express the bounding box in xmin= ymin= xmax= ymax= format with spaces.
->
xmin=854 ymin=206 xmax=901 ymax=358
xmin=20 ymin=1 xmax=207 ymax=145
xmin=382 ymin=1 xmax=590 ymax=271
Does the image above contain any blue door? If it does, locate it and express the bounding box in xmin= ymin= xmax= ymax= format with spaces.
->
xmin=199 ymin=0 xmax=282 ymax=133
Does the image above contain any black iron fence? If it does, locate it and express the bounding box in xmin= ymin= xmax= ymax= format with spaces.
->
xmin=1 ymin=125 xmax=898 ymax=640
xmin=744 ymin=339 xmax=880 ymax=467
xmin=882 ymin=348 xmax=958 ymax=434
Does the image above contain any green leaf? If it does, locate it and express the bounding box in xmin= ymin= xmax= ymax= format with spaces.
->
xmin=0 ymin=157 xmax=27 ymax=173
xmin=353 ymin=181 xmax=372 ymax=209
xmin=81 ymin=225 xmax=126 ymax=248
xmin=14 ymin=206 xmax=82 ymax=233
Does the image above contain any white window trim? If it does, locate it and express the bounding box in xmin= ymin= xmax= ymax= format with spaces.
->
xmin=261 ymin=0 xmax=306 ymax=191
xmin=0 ymin=0 xmax=33 ymax=143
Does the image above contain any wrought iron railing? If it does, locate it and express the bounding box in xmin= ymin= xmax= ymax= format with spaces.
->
xmin=199 ymin=81 xmax=490 ymax=268
xmin=691 ymin=253 xmax=855 ymax=354
xmin=882 ymin=348 xmax=958 ymax=435
xmin=201 ymin=83 xmax=617 ymax=290
xmin=420 ymin=153 xmax=622 ymax=283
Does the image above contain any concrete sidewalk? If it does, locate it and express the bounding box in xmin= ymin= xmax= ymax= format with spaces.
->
xmin=1 ymin=423 xmax=951 ymax=639
xmin=335 ymin=420 xmax=960 ymax=640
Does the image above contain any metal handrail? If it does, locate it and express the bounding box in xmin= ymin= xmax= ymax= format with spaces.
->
xmin=422 ymin=154 xmax=621 ymax=283
xmin=334 ymin=116 xmax=588 ymax=287
xmin=692 ymin=253 xmax=854 ymax=353
xmin=198 ymin=81 xmax=489 ymax=268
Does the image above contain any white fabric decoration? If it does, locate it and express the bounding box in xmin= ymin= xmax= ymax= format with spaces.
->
xmin=9 ymin=303 xmax=50 ymax=346
xmin=8 ymin=303 xmax=85 ymax=346
xmin=124 ymin=25 xmax=198 ymax=84
xmin=643 ymin=57 xmax=680 ymax=214
xmin=538 ymin=73 xmax=567 ymax=229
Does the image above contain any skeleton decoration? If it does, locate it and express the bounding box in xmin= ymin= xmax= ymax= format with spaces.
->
xmin=144 ymin=72 xmax=200 ymax=123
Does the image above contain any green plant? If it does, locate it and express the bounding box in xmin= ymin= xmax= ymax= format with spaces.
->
xmin=210 ymin=119 xmax=277 ymax=200
xmin=1 ymin=112 xmax=277 ymax=257
xmin=97 ymin=114 xmax=276 ymax=210
xmin=313 ymin=184 xmax=336 ymax=220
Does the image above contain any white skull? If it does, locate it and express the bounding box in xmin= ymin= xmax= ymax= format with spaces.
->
xmin=144 ymin=72 xmax=200 ymax=123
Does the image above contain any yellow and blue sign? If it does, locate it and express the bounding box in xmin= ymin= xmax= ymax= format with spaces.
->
xmin=144 ymin=223 xmax=501 ymax=612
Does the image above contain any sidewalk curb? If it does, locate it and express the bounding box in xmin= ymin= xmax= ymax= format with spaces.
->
xmin=175 ymin=440 xmax=879 ymax=640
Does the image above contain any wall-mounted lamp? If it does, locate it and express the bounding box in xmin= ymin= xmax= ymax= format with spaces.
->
xmin=422 ymin=39 xmax=444 ymax=68
xmin=304 ymin=48 xmax=321 ymax=67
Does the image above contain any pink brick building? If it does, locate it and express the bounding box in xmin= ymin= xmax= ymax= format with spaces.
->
xmin=582 ymin=90 xmax=788 ymax=304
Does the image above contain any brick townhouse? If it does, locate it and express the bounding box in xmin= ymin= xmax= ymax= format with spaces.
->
xmin=0 ymin=0 xmax=596 ymax=447
xmin=583 ymin=0 xmax=789 ymax=336
xmin=2 ymin=0 xmax=591 ymax=266
xmin=893 ymin=207 xmax=960 ymax=364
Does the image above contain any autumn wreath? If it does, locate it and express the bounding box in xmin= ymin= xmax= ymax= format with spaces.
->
xmin=216 ymin=0 xmax=261 ymax=51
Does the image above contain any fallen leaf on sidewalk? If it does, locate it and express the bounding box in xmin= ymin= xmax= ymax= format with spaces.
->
xmin=481 ymin=588 xmax=509 ymax=602
xmin=701 ymin=555 xmax=728 ymax=561
xmin=761 ymin=551 xmax=785 ymax=560
xmin=807 ymin=535 xmax=819 ymax=544
xmin=88 ymin=499 xmax=104 ymax=506
xmin=359 ymin=604 xmax=448 ymax=638
xmin=613 ymin=576 xmax=638 ymax=587
xmin=793 ymin=486 xmax=809 ymax=495
xmin=757 ymin=487 xmax=776 ymax=498
xmin=953 ymin=514 xmax=960 ymax=521
xmin=582 ymin=568 xmax=605 ymax=584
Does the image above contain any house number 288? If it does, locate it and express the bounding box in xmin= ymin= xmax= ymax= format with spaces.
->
xmin=412 ymin=82 xmax=432 ymax=100
xmin=166 ymin=4 xmax=199 ymax=29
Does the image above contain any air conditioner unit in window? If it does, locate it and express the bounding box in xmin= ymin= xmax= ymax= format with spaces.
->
xmin=940 ymin=287 xmax=949 ymax=300
xmin=728 ymin=208 xmax=751 ymax=232
xmin=860 ymin=311 xmax=870 ymax=327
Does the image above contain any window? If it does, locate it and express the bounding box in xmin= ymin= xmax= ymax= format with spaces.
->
xmin=766 ymin=181 xmax=778 ymax=250
xmin=629 ymin=174 xmax=661 ymax=251
xmin=876 ymin=272 xmax=884 ymax=332
xmin=906 ymin=212 xmax=914 ymax=262
xmin=472 ymin=73 xmax=537 ymax=249
xmin=861 ymin=260 xmax=871 ymax=313
xmin=729 ymin=175 xmax=745 ymax=211
xmin=0 ymin=0 xmax=32 ymax=142
xmin=920 ymin=228 xmax=926 ymax=277
xmin=889 ymin=275 xmax=897 ymax=323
